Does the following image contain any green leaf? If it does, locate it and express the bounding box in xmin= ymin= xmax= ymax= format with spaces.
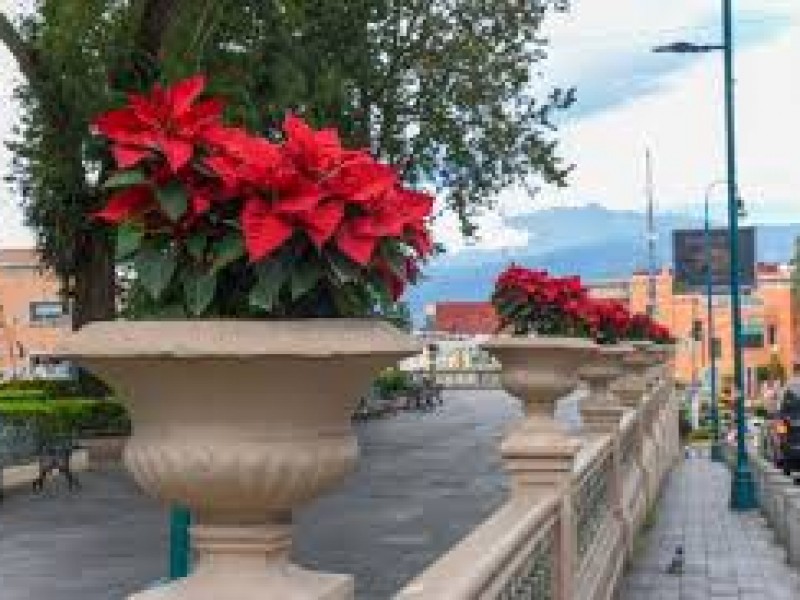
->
xmin=249 ymin=260 xmax=288 ymax=312
xmin=331 ymin=285 xmax=371 ymax=317
xmin=156 ymin=181 xmax=188 ymax=221
xmin=116 ymin=222 xmax=144 ymax=260
xmin=185 ymin=233 xmax=208 ymax=261
xmin=135 ymin=246 xmax=177 ymax=300
xmin=102 ymin=169 xmax=146 ymax=189
xmin=183 ymin=271 xmax=217 ymax=316
xmin=211 ymin=234 xmax=246 ymax=273
xmin=290 ymin=261 xmax=323 ymax=300
xmin=327 ymin=253 xmax=361 ymax=284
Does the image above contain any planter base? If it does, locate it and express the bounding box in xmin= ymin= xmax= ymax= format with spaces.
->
xmin=131 ymin=566 xmax=352 ymax=600
xmin=131 ymin=523 xmax=353 ymax=600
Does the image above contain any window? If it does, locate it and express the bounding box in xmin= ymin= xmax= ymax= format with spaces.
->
xmin=768 ymin=324 xmax=777 ymax=347
xmin=712 ymin=338 xmax=722 ymax=359
xmin=29 ymin=301 xmax=66 ymax=324
xmin=692 ymin=319 xmax=703 ymax=342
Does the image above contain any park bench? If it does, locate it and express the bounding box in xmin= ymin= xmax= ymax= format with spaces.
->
xmin=32 ymin=434 xmax=81 ymax=492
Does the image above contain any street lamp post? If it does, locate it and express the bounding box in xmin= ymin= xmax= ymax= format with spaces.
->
xmin=722 ymin=0 xmax=757 ymax=510
xmin=653 ymin=0 xmax=756 ymax=508
xmin=704 ymin=181 xmax=727 ymax=463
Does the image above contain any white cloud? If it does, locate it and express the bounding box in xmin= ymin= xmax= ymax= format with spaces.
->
xmin=524 ymin=14 xmax=800 ymax=222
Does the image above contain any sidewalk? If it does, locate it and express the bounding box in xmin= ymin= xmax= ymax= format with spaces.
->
xmin=620 ymin=455 xmax=800 ymax=600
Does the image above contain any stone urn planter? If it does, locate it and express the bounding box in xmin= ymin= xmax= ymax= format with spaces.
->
xmin=481 ymin=336 xmax=598 ymax=466
xmin=611 ymin=342 xmax=654 ymax=409
xmin=579 ymin=344 xmax=634 ymax=434
xmin=57 ymin=319 xmax=420 ymax=600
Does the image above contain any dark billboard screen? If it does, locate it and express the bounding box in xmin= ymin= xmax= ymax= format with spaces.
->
xmin=673 ymin=227 xmax=756 ymax=293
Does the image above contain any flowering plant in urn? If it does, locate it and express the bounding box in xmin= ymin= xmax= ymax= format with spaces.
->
xmin=61 ymin=74 xmax=432 ymax=600
xmin=491 ymin=265 xmax=632 ymax=343
xmin=93 ymin=74 xmax=433 ymax=318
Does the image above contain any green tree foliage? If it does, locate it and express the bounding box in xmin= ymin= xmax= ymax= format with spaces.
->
xmin=1 ymin=0 xmax=574 ymax=324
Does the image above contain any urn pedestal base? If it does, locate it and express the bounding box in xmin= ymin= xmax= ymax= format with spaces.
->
xmin=57 ymin=320 xmax=420 ymax=600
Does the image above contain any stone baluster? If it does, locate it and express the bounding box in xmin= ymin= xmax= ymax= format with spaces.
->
xmin=482 ymin=337 xmax=598 ymax=600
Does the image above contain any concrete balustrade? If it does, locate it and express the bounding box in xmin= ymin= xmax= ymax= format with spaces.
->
xmin=395 ymin=343 xmax=679 ymax=600
xmin=728 ymin=450 xmax=800 ymax=571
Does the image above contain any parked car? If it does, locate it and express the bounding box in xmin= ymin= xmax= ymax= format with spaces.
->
xmin=766 ymin=380 xmax=800 ymax=475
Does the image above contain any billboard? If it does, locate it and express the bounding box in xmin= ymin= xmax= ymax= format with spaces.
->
xmin=672 ymin=227 xmax=756 ymax=293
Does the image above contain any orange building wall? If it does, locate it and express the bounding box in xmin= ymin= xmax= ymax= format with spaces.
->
xmin=0 ymin=249 xmax=68 ymax=378
xmin=628 ymin=267 xmax=797 ymax=398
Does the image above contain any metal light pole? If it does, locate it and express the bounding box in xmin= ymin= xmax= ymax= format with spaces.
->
xmin=652 ymin=0 xmax=757 ymax=509
xmin=704 ymin=181 xmax=727 ymax=463
xmin=722 ymin=0 xmax=756 ymax=509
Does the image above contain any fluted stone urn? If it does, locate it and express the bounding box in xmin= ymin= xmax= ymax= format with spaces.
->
xmin=57 ymin=319 xmax=420 ymax=600
xmin=579 ymin=344 xmax=634 ymax=434
xmin=611 ymin=342 xmax=654 ymax=409
xmin=481 ymin=336 xmax=598 ymax=486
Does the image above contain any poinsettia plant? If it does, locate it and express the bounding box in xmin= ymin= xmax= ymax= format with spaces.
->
xmin=492 ymin=265 xmax=589 ymax=337
xmin=491 ymin=265 xmax=674 ymax=344
xmin=579 ymin=298 xmax=632 ymax=344
xmin=627 ymin=313 xmax=676 ymax=344
xmin=92 ymin=75 xmax=434 ymax=318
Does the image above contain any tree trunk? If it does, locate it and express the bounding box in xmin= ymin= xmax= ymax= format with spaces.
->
xmin=70 ymin=230 xmax=116 ymax=330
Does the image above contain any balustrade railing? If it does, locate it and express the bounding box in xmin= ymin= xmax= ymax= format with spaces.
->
xmin=395 ymin=346 xmax=679 ymax=600
xmin=573 ymin=451 xmax=612 ymax=566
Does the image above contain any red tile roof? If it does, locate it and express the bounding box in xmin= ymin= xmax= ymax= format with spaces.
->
xmin=433 ymin=302 xmax=499 ymax=335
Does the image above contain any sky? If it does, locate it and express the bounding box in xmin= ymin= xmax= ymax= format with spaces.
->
xmin=1 ymin=1 xmax=799 ymax=251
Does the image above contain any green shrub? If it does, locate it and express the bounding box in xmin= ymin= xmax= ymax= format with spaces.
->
xmin=0 ymin=398 xmax=130 ymax=439
xmin=0 ymin=373 xmax=111 ymax=399
xmin=374 ymin=368 xmax=414 ymax=399
xmin=0 ymin=389 xmax=50 ymax=402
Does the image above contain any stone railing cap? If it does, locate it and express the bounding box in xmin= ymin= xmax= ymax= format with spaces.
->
xmin=55 ymin=319 xmax=422 ymax=359
xmin=482 ymin=335 xmax=598 ymax=351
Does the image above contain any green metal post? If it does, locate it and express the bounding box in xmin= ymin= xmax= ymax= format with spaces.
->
xmin=723 ymin=0 xmax=757 ymax=509
xmin=705 ymin=190 xmax=724 ymax=463
xmin=169 ymin=505 xmax=191 ymax=579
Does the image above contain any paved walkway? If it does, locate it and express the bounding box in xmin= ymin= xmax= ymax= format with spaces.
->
xmin=1 ymin=390 xmax=549 ymax=600
xmin=620 ymin=456 xmax=800 ymax=600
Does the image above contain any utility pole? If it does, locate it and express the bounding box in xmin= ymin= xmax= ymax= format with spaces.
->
xmin=646 ymin=148 xmax=657 ymax=317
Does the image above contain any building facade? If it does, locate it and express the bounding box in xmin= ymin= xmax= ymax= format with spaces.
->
xmin=624 ymin=264 xmax=797 ymax=402
xmin=429 ymin=263 xmax=798 ymax=402
xmin=0 ymin=249 xmax=71 ymax=379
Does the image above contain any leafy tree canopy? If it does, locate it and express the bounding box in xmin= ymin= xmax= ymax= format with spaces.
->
xmin=1 ymin=0 xmax=574 ymax=324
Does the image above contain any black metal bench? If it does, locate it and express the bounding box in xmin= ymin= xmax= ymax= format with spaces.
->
xmin=32 ymin=435 xmax=80 ymax=492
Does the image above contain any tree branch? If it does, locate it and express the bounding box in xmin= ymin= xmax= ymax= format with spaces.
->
xmin=0 ymin=10 xmax=40 ymax=83
xmin=134 ymin=0 xmax=182 ymax=61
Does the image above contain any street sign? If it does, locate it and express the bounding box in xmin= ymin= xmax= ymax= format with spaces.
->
xmin=672 ymin=227 xmax=756 ymax=293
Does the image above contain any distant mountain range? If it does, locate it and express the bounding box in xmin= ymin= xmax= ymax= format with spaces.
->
xmin=406 ymin=204 xmax=800 ymax=320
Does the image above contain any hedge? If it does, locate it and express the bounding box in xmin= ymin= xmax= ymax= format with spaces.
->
xmin=0 ymin=389 xmax=50 ymax=402
xmin=0 ymin=372 xmax=111 ymax=399
xmin=0 ymin=398 xmax=130 ymax=438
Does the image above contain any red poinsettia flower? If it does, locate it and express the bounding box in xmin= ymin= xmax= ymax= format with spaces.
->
xmin=93 ymin=75 xmax=224 ymax=173
xmin=94 ymin=185 xmax=155 ymax=223
xmin=92 ymin=75 xmax=435 ymax=316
